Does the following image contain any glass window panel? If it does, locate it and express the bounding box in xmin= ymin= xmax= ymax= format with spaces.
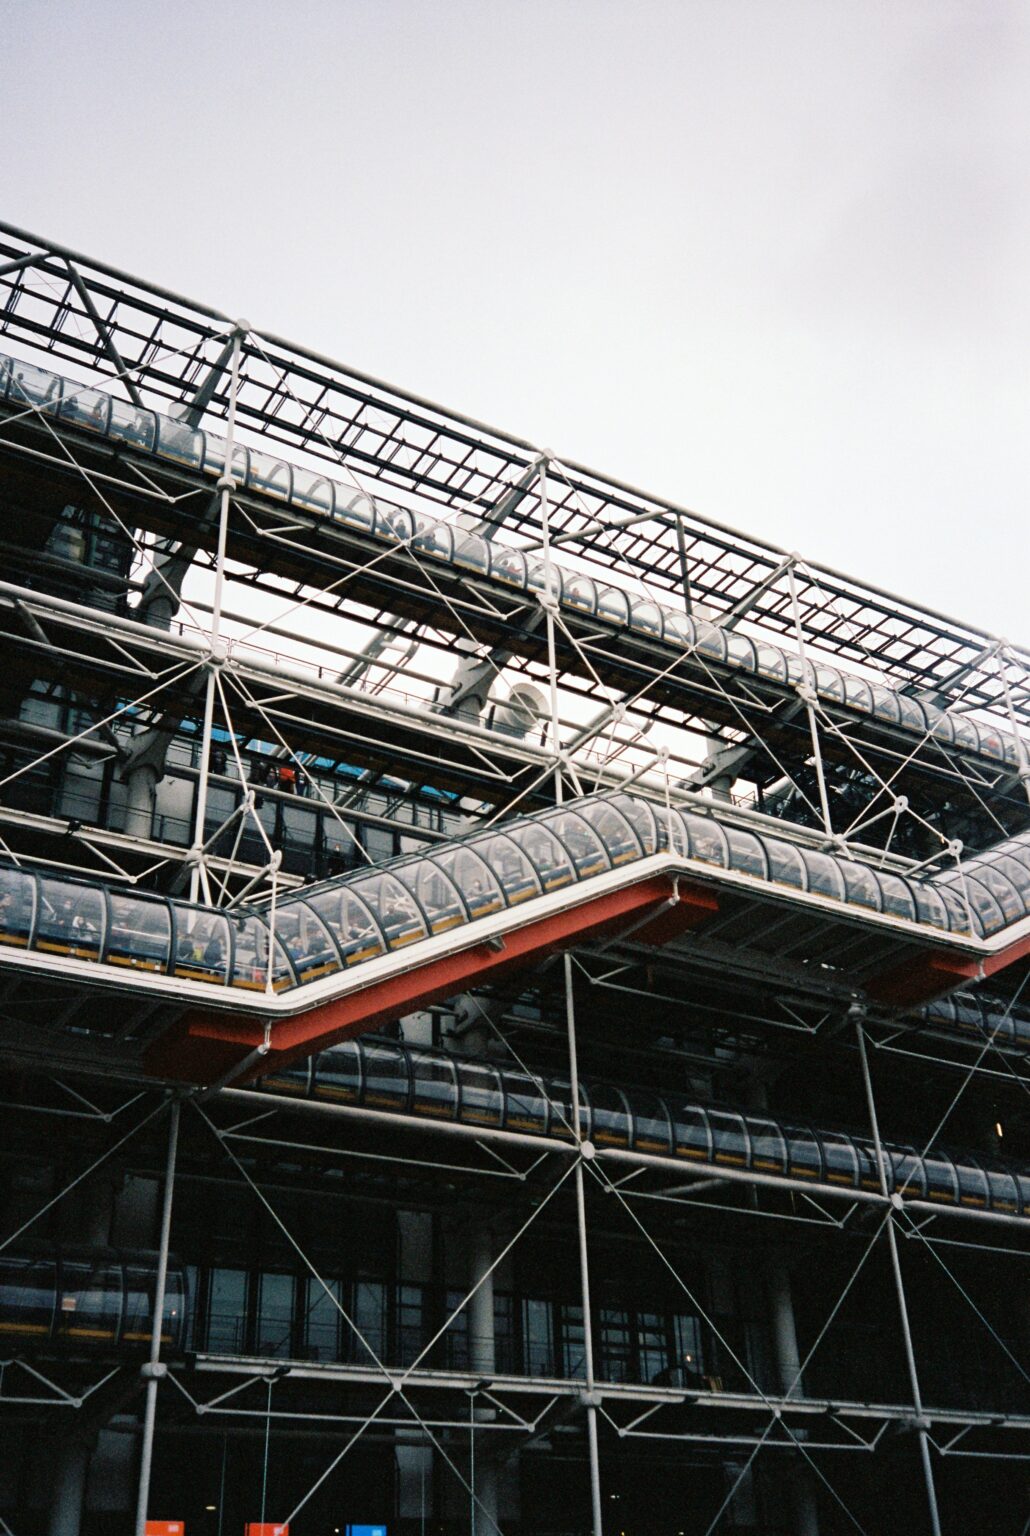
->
xmin=590 ymin=1083 xmax=631 ymax=1148
xmin=502 ymin=1068 xmax=550 ymax=1134
xmin=748 ymin=1118 xmax=786 ymax=1174
xmin=672 ymin=1104 xmax=711 ymax=1162
xmin=637 ymin=1311 xmax=671 ymax=1384
xmin=725 ymin=828 xmax=766 ymax=880
xmin=35 ymin=877 xmax=103 ymax=960
xmin=764 ymin=839 xmax=806 ymax=890
xmin=596 ymin=586 xmax=630 ymax=625
xmin=457 ymin=1060 xmax=503 ymax=1127
xmin=522 ymin=1297 xmax=555 ymax=1377
xmin=661 ymin=610 xmax=693 ymax=648
xmin=0 ymin=865 xmax=34 ymax=946
xmin=373 ymin=504 xmax=414 ymax=543
xmin=855 ymin=1139 xmax=887 ymax=1192
xmin=349 ymin=873 xmax=428 ymax=950
xmin=434 ymin=845 xmax=504 ymax=918
xmin=352 ymin=1279 xmax=387 ymax=1363
xmin=8 ymin=363 xmax=60 ymax=413
xmin=306 ymin=887 xmax=386 ymax=966
xmin=814 ymin=666 xmax=845 ymax=701
xmin=983 ymin=1166 xmax=1018 ymax=1214
xmin=105 ymin=892 xmax=170 ymax=973
xmin=58 ymin=1260 xmax=121 ymax=1343
xmin=577 ymin=801 xmax=641 ymax=866
xmin=500 ymin=824 xmax=571 ymax=894
xmin=312 ymin=1043 xmax=362 ymax=1103
xmin=820 ymin=1132 xmax=859 ymax=1187
xmin=923 ymin=1154 xmax=958 ymax=1204
xmin=949 ymin=714 xmax=982 ymax=753
xmin=785 ymin=1126 xmax=822 ymax=1180
xmin=890 ymin=1147 xmax=926 ymax=1198
xmin=361 ymin=1040 xmax=410 ymax=1110
xmin=954 ymin=1160 xmax=989 ymax=1208
xmin=303 ymin=1276 xmax=343 ymax=1362
xmin=564 ymin=576 xmax=597 ymax=612
xmin=694 ymin=623 xmax=728 ymax=663
xmin=0 ymin=1256 xmax=56 ymax=1340
xmin=337 ymin=491 xmax=375 ymax=531
xmin=292 ymin=469 xmax=334 ymax=513
xmin=392 ymin=859 xmax=466 ymax=935
xmin=229 ymin=914 xmax=294 ymax=992
xmin=681 ymin=815 xmax=728 ymax=868
xmin=933 ymin=879 xmax=975 ymax=936
xmin=868 ymin=686 xmax=902 ymax=725
xmin=895 ymin=694 xmax=928 ymax=733
xmin=961 ymin=876 xmax=1005 ymax=936
xmin=206 ymin=1267 xmax=248 ymax=1353
xmin=631 ymin=1093 xmax=672 ymax=1155
xmin=247 ymin=450 xmax=292 ymax=500
xmin=839 ymin=860 xmax=881 ymax=910
xmin=875 ymin=872 xmax=917 ymax=922
xmin=755 ymin=644 xmax=788 ymax=681
xmin=255 ymin=1272 xmax=295 ymax=1358
xmin=708 ymin=1110 xmax=749 ymax=1167
xmin=123 ymin=1264 xmax=156 ymax=1345
xmin=155 ymin=414 xmax=203 ymax=466
xmin=543 ymin=810 xmax=609 ymax=878
xmin=547 ymin=1079 xmax=590 ymax=1143
xmin=173 ymin=908 xmax=230 ymax=985
xmin=600 ymin=1307 xmax=634 ymax=1383
xmin=608 ymin=793 xmax=658 ymax=855
xmin=842 ymin=677 xmax=874 ymax=713
xmin=561 ymin=1303 xmax=586 ymax=1377
xmin=970 ymin=864 xmax=1026 ymax=926
xmin=911 ymin=882 xmax=949 ymax=931
xmin=202 ymin=434 xmax=248 ymax=480
xmin=725 ymin=634 xmax=757 ymax=670
xmin=489 ymin=545 xmax=527 ymax=587
xmin=409 ymin=1049 xmax=458 ymax=1119
xmin=801 ymin=850 xmax=846 ymax=901
xmin=60 ymin=385 xmax=110 ymax=433
xmin=108 ymin=398 xmax=155 ymax=450
xmin=452 ymin=530 xmax=490 ymax=571
xmin=259 ymin=1059 xmax=311 ymax=1096
xmin=274 ymin=901 xmax=341 ymax=982
xmin=629 ymin=600 xmax=663 ymax=637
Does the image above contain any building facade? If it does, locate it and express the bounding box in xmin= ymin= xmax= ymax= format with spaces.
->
xmin=0 ymin=222 xmax=1028 ymax=1536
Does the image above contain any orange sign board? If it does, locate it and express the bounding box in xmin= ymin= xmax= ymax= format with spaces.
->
xmin=145 ymin=1524 xmax=185 ymax=1536
xmin=245 ymin=1527 xmax=289 ymax=1536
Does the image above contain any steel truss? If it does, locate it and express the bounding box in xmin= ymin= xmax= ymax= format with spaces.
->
xmin=0 ymin=222 xmax=1027 ymax=1536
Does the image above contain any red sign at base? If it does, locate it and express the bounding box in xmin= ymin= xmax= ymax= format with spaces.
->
xmin=145 ymin=1524 xmax=185 ymax=1536
xmin=245 ymin=1526 xmax=289 ymax=1536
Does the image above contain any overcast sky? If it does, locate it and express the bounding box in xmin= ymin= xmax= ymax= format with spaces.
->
xmin=2 ymin=0 xmax=1027 ymax=641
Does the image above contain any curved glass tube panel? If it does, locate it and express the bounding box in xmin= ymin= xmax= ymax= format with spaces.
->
xmin=285 ymin=1039 xmax=1030 ymax=1218
xmin=0 ymin=1249 xmax=187 ymax=1351
xmin=174 ymin=909 xmax=231 ymax=985
xmin=106 ymin=892 xmax=171 ymax=974
xmin=3 ymin=350 xmax=1026 ymax=772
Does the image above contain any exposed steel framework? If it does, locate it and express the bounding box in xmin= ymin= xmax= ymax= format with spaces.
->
xmin=0 ymin=221 xmax=1028 ymax=1536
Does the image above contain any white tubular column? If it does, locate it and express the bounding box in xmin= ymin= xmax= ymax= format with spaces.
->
xmin=469 ymin=1222 xmax=500 ymax=1536
xmin=132 ymin=1100 xmax=181 ymax=1536
xmin=48 ymin=1438 xmax=92 ymax=1536
xmin=189 ymin=326 xmax=243 ymax=904
xmin=767 ymin=1266 xmax=820 ymax=1536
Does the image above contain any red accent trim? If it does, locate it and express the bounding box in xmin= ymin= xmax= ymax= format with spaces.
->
xmin=145 ymin=877 xmax=717 ymax=1084
xmin=865 ymin=949 xmax=982 ymax=1008
xmin=981 ymin=930 xmax=1030 ymax=979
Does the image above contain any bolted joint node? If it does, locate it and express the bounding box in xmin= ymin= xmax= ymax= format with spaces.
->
xmin=141 ymin=1361 xmax=167 ymax=1381
xmin=894 ymin=794 xmax=909 ymax=812
xmin=185 ymin=845 xmax=204 ymax=866
xmin=205 ymin=637 xmax=228 ymax=665
xmin=234 ymin=318 xmax=251 ymax=335
xmin=578 ymin=1389 xmax=602 ymax=1409
xmin=796 ymin=682 xmax=816 ymax=703
xmin=847 ymin=1001 xmax=867 ymax=1021
xmin=537 ymin=591 xmax=559 ymax=614
xmin=580 ymin=1139 xmax=596 ymax=1161
xmin=947 ymin=838 xmax=964 ymax=858
xmin=891 ymin=1192 xmax=904 ymax=1210
xmin=215 ymin=475 xmax=236 ymax=493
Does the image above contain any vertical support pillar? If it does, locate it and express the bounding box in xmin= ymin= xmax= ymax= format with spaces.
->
xmin=854 ymin=1014 xmax=942 ymax=1536
xmin=564 ymin=952 xmax=604 ymax=1536
xmin=469 ymin=1224 xmax=499 ymax=1536
xmin=537 ymin=456 xmax=563 ymax=807
xmin=48 ymin=1438 xmax=92 ymax=1536
xmin=787 ymin=563 xmax=834 ymax=838
xmin=768 ymin=1267 xmax=820 ymax=1536
xmin=189 ymin=327 xmax=243 ymax=904
xmin=133 ymin=1100 xmax=181 ymax=1536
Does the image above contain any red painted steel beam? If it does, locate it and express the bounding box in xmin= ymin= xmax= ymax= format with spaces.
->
xmin=146 ymin=876 xmax=718 ymax=1085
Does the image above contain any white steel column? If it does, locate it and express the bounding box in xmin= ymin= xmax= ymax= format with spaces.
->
xmin=133 ymin=1100 xmax=181 ymax=1536
xmin=469 ymin=1224 xmax=500 ymax=1536
xmin=537 ymin=456 xmax=563 ymax=806
xmin=854 ymin=1014 xmax=942 ymax=1536
xmin=564 ymin=952 xmax=604 ymax=1536
xmin=189 ymin=327 xmax=243 ymax=904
